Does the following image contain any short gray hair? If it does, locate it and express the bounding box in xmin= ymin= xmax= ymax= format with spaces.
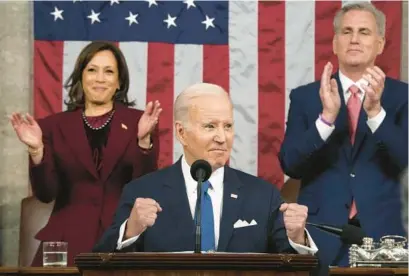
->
xmin=174 ymin=83 xmax=229 ymax=126
xmin=333 ymin=2 xmax=386 ymax=37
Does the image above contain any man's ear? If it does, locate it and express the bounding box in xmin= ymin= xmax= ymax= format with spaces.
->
xmin=175 ymin=121 xmax=187 ymax=146
xmin=332 ymin=35 xmax=338 ymax=55
xmin=377 ymin=36 xmax=385 ymax=55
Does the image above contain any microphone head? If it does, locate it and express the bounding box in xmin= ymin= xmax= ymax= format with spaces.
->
xmin=340 ymin=224 xmax=366 ymax=245
xmin=190 ymin=160 xmax=212 ymax=182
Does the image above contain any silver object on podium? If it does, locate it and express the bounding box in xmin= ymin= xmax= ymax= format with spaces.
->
xmin=349 ymin=235 xmax=408 ymax=268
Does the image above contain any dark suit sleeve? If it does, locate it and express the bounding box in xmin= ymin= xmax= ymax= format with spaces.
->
xmin=267 ymin=189 xmax=297 ymax=254
xmin=371 ymin=101 xmax=408 ymax=170
xmin=279 ymin=88 xmax=327 ymax=179
xmin=93 ymin=180 xmax=142 ymax=253
xmin=29 ymin=118 xmax=60 ymax=203
xmin=134 ymin=124 xmax=159 ymax=178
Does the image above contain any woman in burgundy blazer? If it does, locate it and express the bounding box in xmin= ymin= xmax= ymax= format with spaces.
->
xmin=10 ymin=41 xmax=161 ymax=266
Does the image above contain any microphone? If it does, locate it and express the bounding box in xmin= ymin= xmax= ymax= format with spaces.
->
xmin=190 ymin=159 xmax=212 ymax=182
xmin=306 ymin=222 xmax=365 ymax=245
xmin=190 ymin=160 xmax=212 ymax=253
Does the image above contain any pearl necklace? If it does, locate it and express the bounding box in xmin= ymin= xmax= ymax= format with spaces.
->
xmin=82 ymin=110 xmax=115 ymax=131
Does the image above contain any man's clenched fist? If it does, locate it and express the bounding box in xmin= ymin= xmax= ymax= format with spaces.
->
xmin=279 ymin=203 xmax=308 ymax=245
xmin=124 ymin=198 xmax=162 ymax=239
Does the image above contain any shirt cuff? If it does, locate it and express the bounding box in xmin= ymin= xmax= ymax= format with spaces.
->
xmin=138 ymin=144 xmax=153 ymax=155
xmin=366 ymin=108 xmax=386 ymax=133
xmin=116 ymin=219 xmax=140 ymax=250
xmin=288 ymin=229 xmax=318 ymax=255
xmin=315 ymin=117 xmax=335 ymax=141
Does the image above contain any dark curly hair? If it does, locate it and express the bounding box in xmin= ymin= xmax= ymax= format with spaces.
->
xmin=64 ymin=41 xmax=135 ymax=111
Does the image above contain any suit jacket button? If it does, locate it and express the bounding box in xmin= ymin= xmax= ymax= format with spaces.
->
xmin=350 ymin=173 xmax=355 ymax=178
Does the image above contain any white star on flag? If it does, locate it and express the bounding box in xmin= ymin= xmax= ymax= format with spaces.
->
xmin=87 ymin=9 xmax=101 ymax=24
xmin=183 ymin=0 xmax=196 ymax=9
xmin=163 ymin=14 xmax=177 ymax=29
xmin=110 ymin=0 xmax=120 ymax=5
xmin=50 ymin=6 xmax=64 ymax=21
xmin=125 ymin=12 xmax=138 ymax=26
xmin=146 ymin=0 xmax=158 ymax=8
xmin=201 ymin=15 xmax=215 ymax=30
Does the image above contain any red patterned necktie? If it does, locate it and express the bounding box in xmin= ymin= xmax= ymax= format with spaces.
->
xmin=347 ymin=84 xmax=361 ymax=219
xmin=347 ymin=85 xmax=361 ymax=144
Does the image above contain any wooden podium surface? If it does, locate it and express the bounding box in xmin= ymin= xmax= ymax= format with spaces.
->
xmin=75 ymin=252 xmax=318 ymax=275
xmin=330 ymin=267 xmax=408 ymax=275
xmin=0 ymin=253 xmax=407 ymax=276
xmin=0 ymin=267 xmax=77 ymax=276
xmin=1 ymin=266 xmax=408 ymax=275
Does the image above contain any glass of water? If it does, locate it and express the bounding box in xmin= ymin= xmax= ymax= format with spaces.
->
xmin=42 ymin=241 xmax=68 ymax=267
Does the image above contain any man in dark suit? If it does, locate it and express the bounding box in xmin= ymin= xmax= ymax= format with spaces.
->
xmin=94 ymin=83 xmax=318 ymax=256
xmin=401 ymin=168 xmax=408 ymax=235
xmin=279 ymin=2 xmax=408 ymax=267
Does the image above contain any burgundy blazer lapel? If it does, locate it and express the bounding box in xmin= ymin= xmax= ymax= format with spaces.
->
xmin=59 ymin=109 xmax=99 ymax=179
xmin=100 ymin=104 xmax=136 ymax=182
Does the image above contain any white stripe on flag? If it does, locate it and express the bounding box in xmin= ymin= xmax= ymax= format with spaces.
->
xmin=284 ymin=1 xmax=316 ymax=182
xmin=342 ymin=0 xmax=371 ymax=6
xmin=173 ymin=44 xmax=203 ymax=162
xmin=228 ymin=1 xmax=258 ymax=176
xmin=285 ymin=0 xmax=315 ymax=122
xmin=120 ymin=42 xmax=148 ymax=111
xmin=62 ymin=41 xmax=90 ymax=111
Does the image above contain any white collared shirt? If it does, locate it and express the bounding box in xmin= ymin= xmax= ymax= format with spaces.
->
xmin=339 ymin=70 xmax=367 ymax=103
xmin=116 ymin=156 xmax=318 ymax=255
xmin=316 ymin=70 xmax=386 ymax=141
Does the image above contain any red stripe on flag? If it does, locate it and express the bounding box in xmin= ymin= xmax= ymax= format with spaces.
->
xmin=203 ymin=45 xmax=230 ymax=93
xmin=258 ymin=1 xmax=286 ymax=189
xmin=315 ymin=1 xmax=342 ymax=80
xmin=33 ymin=41 xmax=64 ymax=119
xmin=146 ymin=43 xmax=174 ymax=168
xmin=372 ymin=1 xmax=402 ymax=79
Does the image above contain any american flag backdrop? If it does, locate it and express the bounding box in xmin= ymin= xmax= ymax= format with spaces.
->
xmin=33 ymin=0 xmax=404 ymax=189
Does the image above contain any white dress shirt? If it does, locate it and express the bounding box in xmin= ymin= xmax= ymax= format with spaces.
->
xmin=316 ymin=70 xmax=386 ymax=141
xmin=117 ymin=156 xmax=318 ymax=255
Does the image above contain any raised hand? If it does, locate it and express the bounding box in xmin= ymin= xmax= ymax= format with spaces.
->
xmin=137 ymin=100 xmax=162 ymax=143
xmin=9 ymin=112 xmax=43 ymax=149
xmin=279 ymin=203 xmax=308 ymax=245
xmin=362 ymin=66 xmax=385 ymax=118
xmin=320 ymin=62 xmax=341 ymax=124
xmin=124 ymin=198 xmax=162 ymax=239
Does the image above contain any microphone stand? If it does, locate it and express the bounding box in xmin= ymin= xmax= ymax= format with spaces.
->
xmin=306 ymin=222 xmax=342 ymax=236
xmin=194 ymin=176 xmax=204 ymax=254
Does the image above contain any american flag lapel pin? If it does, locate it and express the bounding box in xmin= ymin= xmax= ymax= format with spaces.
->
xmin=230 ymin=193 xmax=238 ymax=199
xmin=121 ymin=123 xmax=128 ymax=130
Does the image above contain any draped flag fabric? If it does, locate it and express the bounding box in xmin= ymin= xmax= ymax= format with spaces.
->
xmin=33 ymin=0 xmax=403 ymax=188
